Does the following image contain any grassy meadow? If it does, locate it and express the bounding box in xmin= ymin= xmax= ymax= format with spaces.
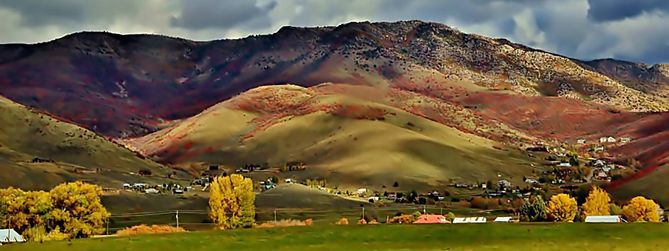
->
xmin=4 ymin=223 xmax=669 ymax=251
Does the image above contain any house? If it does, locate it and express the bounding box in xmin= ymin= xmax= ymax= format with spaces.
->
xmin=584 ymin=215 xmax=623 ymax=223
xmin=606 ymin=136 xmax=616 ymax=143
xmin=493 ymin=216 xmax=515 ymax=223
xmin=558 ymin=162 xmax=572 ymax=167
xmin=284 ymin=178 xmax=293 ymax=184
xmin=413 ymin=214 xmax=450 ymax=224
xmin=367 ymin=196 xmax=380 ymax=203
xmin=599 ymin=137 xmax=608 ymax=143
xmin=356 ymin=188 xmax=368 ymax=195
xmin=133 ymin=183 xmax=147 ymax=190
xmin=620 ymin=137 xmax=632 ymax=144
xmin=576 ymin=139 xmax=587 ymax=144
xmin=498 ymin=180 xmax=511 ymax=188
xmin=144 ymin=188 xmax=160 ymax=194
xmin=0 ymin=229 xmax=25 ymax=244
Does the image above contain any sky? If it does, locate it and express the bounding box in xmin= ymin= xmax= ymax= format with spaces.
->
xmin=1 ymin=0 xmax=668 ymax=64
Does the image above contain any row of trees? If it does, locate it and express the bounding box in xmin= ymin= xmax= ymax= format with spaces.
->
xmin=521 ymin=187 xmax=661 ymax=222
xmin=0 ymin=182 xmax=110 ymax=241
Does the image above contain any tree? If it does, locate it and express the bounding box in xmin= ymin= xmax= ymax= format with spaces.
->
xmin=547 ymin=194 xmax=578 ymax=222
xmin=209 ymin=174 xmax=255 ymax=229
xmin=393 ymin=181 xmax=399 ymax=188
xmin=622 ymin=196 xmax=661 ymax=222
xmin=582 ymin=186 xmax=611 ymax=217
xmin=446 ymin=212 xmax=455 ymax=222
xmin=520 ymin=196 xmax=547 ymax=222
xmin=48 ymin=182 xmax=110 ymax=238
xmin=0 ymin=188 xmax=52 ymax=235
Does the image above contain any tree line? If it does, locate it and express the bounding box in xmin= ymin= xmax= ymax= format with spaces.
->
xmin=521 ymin=186 xmax=661 ymax=222
xmin=0 ymin=181 xmax=110 ymax=241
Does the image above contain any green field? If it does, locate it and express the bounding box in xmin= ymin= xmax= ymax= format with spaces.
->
xmin=5 ymin=224 xmax=669 ymax=251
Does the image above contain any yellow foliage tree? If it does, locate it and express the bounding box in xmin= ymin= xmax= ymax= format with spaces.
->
xmin=547 ymin=193 xmax=578 ymax=222
xmin=622 ymin=196 xmax=661 ymax=222
xmin=582 ymin=186 xmax=611 ymax=217
xmin=48 ymin=182 xmax=110 ymax=238
xmin=0 ymin=188 xmax=51 ymax=234
xmin=209 ymin=174 xmax=255 ymax=229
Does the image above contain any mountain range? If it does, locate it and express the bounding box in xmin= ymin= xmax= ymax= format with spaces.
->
xmin=0 ymin=21 xmax=667 ymax=202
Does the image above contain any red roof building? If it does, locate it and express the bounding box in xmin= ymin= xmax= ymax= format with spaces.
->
xmin=413 ymin=214 xmax=450 ymax=224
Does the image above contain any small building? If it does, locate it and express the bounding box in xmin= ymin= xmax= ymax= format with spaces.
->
xmin=606 ymin=136 xmax=616 ymax=143
xmin=599 ymin=137 xmax=608 ymax=143
xmin=144 ymin=188 xmax=160 ymax=194
xmin=584 ymin=215 xmax=623 ymax=223
xmin=453 ymin=217 xmax=487 ymax=224
xmin=620 ymin=137 xmax=632 ymax=144
xmin=413 ymin=214 xmax=450 ymax=224
xmin=0 ymin=229 xmax=25 ymax=244
xmin=493 ymin=216 xmax=515 ymax=223
xmin=498 ymin=180 xmax=512 ymax=188
xmin=356 ymin=188 xmax=368 ymax=195
xmin=576 ymin=139 xmax=587 ymax=144
xmin=558 ymin=162 xmax=572 ymax=167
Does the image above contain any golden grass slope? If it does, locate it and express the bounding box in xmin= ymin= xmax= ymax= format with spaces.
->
xmin=0 ymin=96 xmax=170 ymax=190
xmin=128 ymin=85 xmax=534 ymax=190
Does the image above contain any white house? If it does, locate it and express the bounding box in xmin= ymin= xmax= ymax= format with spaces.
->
xmin=599 ymin=137 xmax=608 ymax=143
xmin=607 ymin=136 xmax=617 ymax=143
xmin=0 ymin=229 xmax=25 ymax=243
xmin=577 ymin=139 xmax=587 ymax=144
xmin=585 ymin=215 xmax=624 ymax=223
xmin=620 ymin=137 xmax=632 ymax=144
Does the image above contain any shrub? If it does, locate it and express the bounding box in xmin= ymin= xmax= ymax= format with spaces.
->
xmin=257 ymin=219 xmax=312 ymax=228
xmin=357 ymin=218 xmax=367 ymax=224
xmin=116 ymin=225 xmax=186 ymax=236
xmin=388 ymin=214 xmax=415 ymax=224
xmin=336 ymin=217 xmax=349 ymax=225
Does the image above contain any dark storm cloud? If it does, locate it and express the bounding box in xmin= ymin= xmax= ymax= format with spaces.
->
xmin=0 ymin=0 xmax=668 ymax=63
xmin=0 ymin=0 xmax=86 ymax=25
xmin=170 ymin=0 xmax=277 ymax=30
xmin=587 ymin=0 xmax=669 ymax=22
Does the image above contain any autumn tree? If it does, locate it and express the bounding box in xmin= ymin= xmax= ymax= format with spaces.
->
xmin=582 ymin=186 xmax=611 ymax=217
xmin=520 ymin=196 xmax=547 ymax=222
xmin=209 ymin=174 xmax=255 ymax=229
xmin=48 ymin=182 xmax=110 ymax=238
xmin=0 ymin=188 xmax=52 ymax=234
xmin=547 ymin=194 xmax=578 ymax=222
xmin=622 ymin=196 xmax=661 ymax=222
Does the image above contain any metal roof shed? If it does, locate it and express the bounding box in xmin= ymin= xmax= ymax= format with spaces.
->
xmin=0 ymin=229 xmax=25 ymax=243
xmin=584 ymin=215 xmax=623 ymax=223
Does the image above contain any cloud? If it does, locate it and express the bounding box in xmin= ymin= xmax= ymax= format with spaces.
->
xmin=170 ymin=0 xmax=277 ymax=30
xmin=587 ymin=0 xmax=669 ymax=22
xmin=0 ymin=0 xmax=668 ymax=63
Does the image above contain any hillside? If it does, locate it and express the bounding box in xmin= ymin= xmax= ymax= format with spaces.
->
xmin=127 ymin=84 xmax=535 ymax=190
xmin=0 ymin=95 xmax=172 ymax=190
xmin=0 ymin=21 xmax=667 ymax=138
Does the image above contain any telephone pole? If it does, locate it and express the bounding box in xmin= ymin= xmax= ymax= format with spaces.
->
xmin=176 ymin=210 xmax=179 ymax=228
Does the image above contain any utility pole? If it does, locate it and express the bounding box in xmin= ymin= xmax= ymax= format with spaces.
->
xmin=274 ymin=209 xmax=277 ymax=222
xmin=106 ymin=219 xmax=109 ymax=235
xmin=362 ymin=207 xmax=365 ymax=220
xmin=176 ymin=210 xmax=179 ymax=228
